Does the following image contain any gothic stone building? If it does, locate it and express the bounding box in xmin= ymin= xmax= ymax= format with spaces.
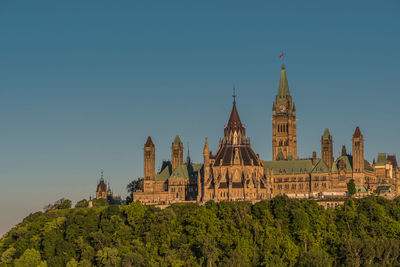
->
xmin=132 ymin=66 xmax=400 ymax=204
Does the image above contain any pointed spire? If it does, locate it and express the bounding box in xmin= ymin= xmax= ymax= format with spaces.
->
xmin=100 ymin=169 xmax=104 ymax=181
xmin=353 ymin=126 xmax=361 ymax=138
xmin=277 ymin=65 xmax=291 ymax=101
xmin=292 ymin=102 xmax=296 ymax=112
xmin=232 ymin=86 xmax=236 ymax=105
xmin=145 ymin=136 xmax=154 ymax=147
xmin=226 ymin=92 xmax=244 ymax=135
xmin=204 ymin=137 xmax=209 ymax=152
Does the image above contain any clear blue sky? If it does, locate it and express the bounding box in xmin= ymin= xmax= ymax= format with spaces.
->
xmin=1 ymin=0 xmax=399 ymax=235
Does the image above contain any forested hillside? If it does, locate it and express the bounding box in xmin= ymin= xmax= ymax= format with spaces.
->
xmin=2 ymin=196 xmax=400 ymax=266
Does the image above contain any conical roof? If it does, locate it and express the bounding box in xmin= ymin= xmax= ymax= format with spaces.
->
xmin=226 ymin=103 xmax=244 ymax=132
xmin=277 ymin=65 xmax=291 ymax=101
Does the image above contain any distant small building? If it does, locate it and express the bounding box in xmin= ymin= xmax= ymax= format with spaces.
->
xmin=95 ymin=170 xmax=122 ymax=205
xmin=96 ymin=170 xmax=108 ymax=200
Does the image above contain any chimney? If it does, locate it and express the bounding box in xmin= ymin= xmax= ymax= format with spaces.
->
xmin=312 ymin=151 xmax=317 ymax=165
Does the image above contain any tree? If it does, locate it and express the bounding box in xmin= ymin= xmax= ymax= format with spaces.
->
xmin=66 ymin=258 xmax=78 ymax=267
xmin=127 ymin=178 xmax=142 ymax=193
xmin=14 ymin=248 xmax=47 ymax=267
xmin=57 ymin=199 xmax=72 ymax=209
xmin=0 ymin=247 xmax=16 ymax=265
xmin=347 ymin=179 xmax=356 ymax=197
xmin=75 ymin=199 xmax=89 ymax=208
xmin=96 ymin=247 xmax=121 ymax=267
xmin=92 ymin=198 xmax=108 ymax=207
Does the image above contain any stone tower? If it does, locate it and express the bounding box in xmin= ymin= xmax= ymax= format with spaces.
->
xmin=352 ymin=126 xmax=364 ymax=173
xmin=321 ymin=128 xmax=333 ymax=169
xmin=144 ymin=136 xmax=155 ymax=180
xmin=199 ymin=137 xmax=210 ymax=201
xmin=272 ymin=65 xmax=297 ymax=160
xmin=171 ymin=135 xmax=183 ymax=171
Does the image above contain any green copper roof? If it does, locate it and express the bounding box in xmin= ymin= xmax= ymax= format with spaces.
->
xmin=376 ymin=153 xmax=387 ymax=166
xmin=311 ymin=159 xmax=330 ymax=173
xmin=156 ymin=163 xmax=203 ymax=180
xmin=263 ymin=159 xmax=314 ymax=175
xmin=155 ymin=166 xmax=171 ymax=181
xmin=322 ymin=128 xmax=331 ymax=139
xmin=331 ymin=155 xmax=353 ymax=172
xmin=170 ymin=163 xmax=202 ymax=179
xmin=277 ymin=66 xmax=291 ymax=101
xmin=173 ymin=135 xmax=182 ymax=146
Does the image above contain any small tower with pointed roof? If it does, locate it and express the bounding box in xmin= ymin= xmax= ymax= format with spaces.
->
xmin=144 ymin=136 xmax=155 ymax=180
xmin=352 ymin=126 xmax=364 ymax=173
xmin=321 ymin=128 xmax=333 ymax=169
xmin=272 ymin=65 xmax=297 ymax=160
xmin=96 ymin=169 xmax=108 ymax=199
xmin=172 ymin=135 xmax=183 ymax=171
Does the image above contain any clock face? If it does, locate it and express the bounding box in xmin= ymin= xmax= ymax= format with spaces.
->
xmin=279 ymin=105 xmax=286 ymax=112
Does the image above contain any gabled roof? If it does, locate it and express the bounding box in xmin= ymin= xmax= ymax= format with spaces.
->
xmin=263 ymin=159 xmax=314 ymax=175
xmin=311 ymin=159 xmax=330 ymax=173
xmin=277 ymin=65 xmax=291 ymax=101
xmin=155 ymin=166 xmax=171 ymax=181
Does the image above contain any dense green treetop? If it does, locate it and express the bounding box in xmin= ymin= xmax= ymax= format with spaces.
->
xmin=1 ymin=196 xmax=400 ymax=266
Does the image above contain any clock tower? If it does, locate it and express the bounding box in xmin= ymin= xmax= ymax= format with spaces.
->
xmin=272 ymin=65 xmax=297 ymax=160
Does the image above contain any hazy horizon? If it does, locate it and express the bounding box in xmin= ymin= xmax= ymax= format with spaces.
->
xmin=1 ymin=0 xmax=399 ymax=236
